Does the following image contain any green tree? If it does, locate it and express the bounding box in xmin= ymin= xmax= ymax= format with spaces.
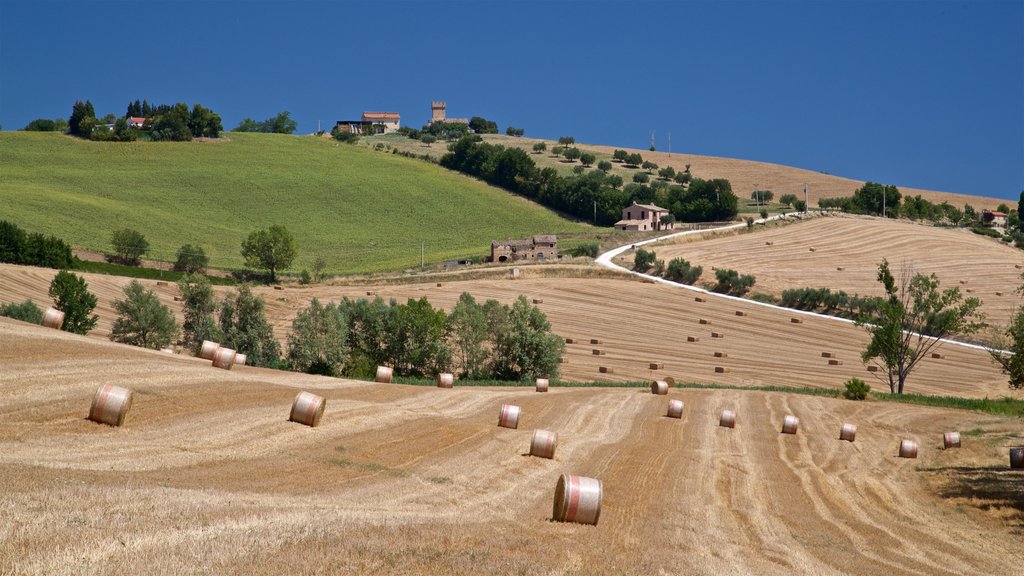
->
xmin=633 ymin=172 xmax=650 ymax=184
xmin=174 ymin=244 xmax=209 ymax=273
xmin=23 ymin=118 xmax=58 ymax=131
xmin=597 ymin=160 xmax=613 ymax=172
xmin=505 ymin=127 xmax=524 ymax=136
xmin=469 ymin=116 xmax=499 ymax=134
xmin=420 ymin=134 xmax=437 ymax=146
xmin=177 ymin=274 xmax=221 ymax=353
xmin=751 ymin=190 xmax=774 ymax=203
xmin=110 ymin=280 xmax=179 ymax=349
xmin=267 ymin=111 xmax=297 ymax=134
xmin=612 ymin=149 xmax=628 ymax=163
xmin=558 ymin=136 xmax=575 ymax=147
xmin=579 ymin=152 xmax=596 ymax=166
xmin=625 ymin=153 xmax=643 ymax=167
xmin=69 ymin=100 xmax=95 ymax=137
xmin=447 ymin=292 xmax=490 ymax=379
xmin=110 ymin=228 xmax=149 ymax=265
xmin=48 ymin=270 xmax=98 ymax=335
xmin=189 ymin=103 xmax=223 ymax=138
xmin=607 ymin=174 xmax=623 ymax=189
xmin=392 ymin=297 xmax=452 ymax=376
xmin=858 ymin=259 xmax=983 ymax=394
xmin=241 ymin=224 xmax=297 ymax=282
xmin=852 ymin=182 xmax=900 ymax=216
xmin=532 ymin=142 xmax=547 ymax=154
xmin=218 ymin=285 xmax=281 ymax=366
xmin=287 ymin=298 xmax=349 ymax=376
xmin=0 ymin=300 xmax=43 ymax=324
xmin=1018 ymin=191 xmax=1024 ymax=224
xmin=780 ymin=193 xmax=798 ymax=206
xmin=112 ymin=117 xmax=137 ymax=141
xmin=0 ymin=221 xmax=27 ymax=264
xmin=658 ymin=166 xmax=676 ymax=180
xmin=233 ymin=118 xmax=262 ymax=132
xmin=713 ymin=268 xmax=756 ymax=296
xmin=641 ymin=160 xmax=658 ymax=173
xmin=563 ymin=147 xmax=582 ymax=162
xmin=989 ymin=306 xmax=1024 ymax=390
xmin=490 ymin=296 xmax=564 ymax=381
xmin=665 ymin=258 xmax=702 ymax=284
xmin=633 ymin=248 xmax=656 ymax=272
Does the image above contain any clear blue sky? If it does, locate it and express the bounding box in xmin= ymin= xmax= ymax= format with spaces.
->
xmin=2 ymin=0 xmax=1021 ymax=200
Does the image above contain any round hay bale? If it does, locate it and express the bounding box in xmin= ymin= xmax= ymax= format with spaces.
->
xmin=41 ymin=308 xmax=64 ymax=330
xmin=436 ymin=283 xmax=443 ymax=288
xmin=809 ymin=247 xmax=816 ymax=252
xmin=366 ymin=290 xmax=376 ymax=296
xmin=530 ymin=429 xmax=557 ymax=459
xmin=88 ymin=384 xmax=133 ymax=427
xmin=289 ymin=391 xmax=326 ymax=427
xmin=592 ymin=349 xmax=605 ymax=356
xmin=234 ymin=353 xmax=247 ymax=366
xmin=720 ymin=410 xmax=736 ymax=428
xmin=212 ymin=347 xmax=237 ymax=370
xmin=199 ymin=340 xmax=220 ymax=360
xmin=836 ymin=266 xmax=845 ymax=271
xmin=931 ymin=352 xmax=944 ymax=359
xmin=564 ymin=337 xmax=575 ymax=344
xmin=651 ymin=380 xmax=669 ymax=395
xmin=781 ymin=415 xmax=799 ymax=435
xmin=943 ymin=431 xmax=961 ymax=449
xmin=535 ymin=378 xmax=549 ymax=392
xmin=666 ymin=399 xmax=684 ymax=419
xmin=437 ymin=373 xmax=454 ymax=388
xmin=648 ymin=362 xmax=664 ymax=370
xmin=765 ymin=241 xmax=773 ymax=246
xmin=899 ymin=439 xmax=918 ymax=459
xmin=664 ymin=376 xmax=676 ymax=386
xmin=1010 ymin=447 xmax=1024 ymax=469
xmin=273 ymin=286 xmax=284 ymax=291
xmin=375 ymin=366 xmax=393 ymax=383
xmin=840 ymin=423 xmax=857 ymax=442
xmin=552 ymin=474 xmax=602 ymax=525
xmin=498 ymin=404 xmax=520 ymax=429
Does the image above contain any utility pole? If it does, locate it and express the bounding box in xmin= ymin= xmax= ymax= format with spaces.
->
xmin=883 ymin=187 xmax=886 ymax=219
xmin=755 ymin=182 xmax=760 ymax=209
xmin=593 ymin=200 xmax=597 ymax=224
xmin=420 ymin=240 xmax=424 ymax=268
xmin=668 ymin=132 xmax=672 ymax=157
xmin=803 ymin=184 xmax=808 ymax=213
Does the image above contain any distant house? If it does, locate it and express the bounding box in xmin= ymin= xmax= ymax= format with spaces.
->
xmin=491 ymin=235 xmax=558 ymax=263
xmin=614 ymin=201 xmax=674 ymax=232
xmin=334 ymin=111 xmax=401 ymax=135
xmin=429 ymin=101 xmax=468 ymax=125
xmin=985 ymin=211 xmax=1008 ymax=227
xmin=127 ymin=117 xmax=149 ymax=128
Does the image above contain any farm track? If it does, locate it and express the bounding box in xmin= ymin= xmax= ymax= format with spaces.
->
xmin=1 ymin=319 xmax=1021 ymax=574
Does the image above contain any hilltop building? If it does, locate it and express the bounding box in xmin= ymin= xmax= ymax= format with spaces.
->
xmin=490 ymin=235 xmax=558 ymax=263
xmin=429 ymin=101 xmax=468 ymax=125
xmin=614 ymin=201 xmax=674 ymax=232
xmin=334 ymin=111 xmax=401 ymax=135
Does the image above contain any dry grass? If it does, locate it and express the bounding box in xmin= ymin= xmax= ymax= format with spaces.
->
xmin=0 ymin=318 xmax=1022 ymax=575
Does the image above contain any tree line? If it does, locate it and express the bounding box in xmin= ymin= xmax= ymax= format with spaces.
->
xmin=21 ymin=99 xmax=224 ymax=142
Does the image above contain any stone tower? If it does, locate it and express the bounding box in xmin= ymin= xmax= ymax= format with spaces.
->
xmin=431 ymin=101 xmax=446 ymax=124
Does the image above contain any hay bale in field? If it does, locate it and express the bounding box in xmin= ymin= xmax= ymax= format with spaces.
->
xmin=809 ymin=247 xmax=816 ymax=252
xmin=88 ymin=384 xmax=133 ymax=427
xmin=821 ymin=352 xmax=834 ymax=358
xmin=735 ymin=311 xmax=746 ymax=317
xmin=965 ymin=288 xmax=974 ymax=293
xmin=713 ymin=351 xmax=727 ymax=358
xmin=535 ymin=378 xmax=549 ymax=392
xmin=651 ymin=380 xmax=669 ymax=395
xmin=899 ymin=439 xmax=918 ymax=459
xmin=828 ymin=359 xmax=843 ymax=366
xmin=173 ymin=296 xmax=182 ymax=301
xmin=790 ymin=318 xmax=803 ymax=324
xmin=866 ymin=365 xmax=879 ymax=372
xmin=530 ymin=430 xmax=557 ymax=459
xmin=532 ymin=298 xmax=543 ymax=304
xmin=836 ymin=267 xmax=845 ymax=271
xmin=714 ymin=366 xmax=729 ymax=373
xmin=436 ymin=283 xmax=443 ymax=288
xmin=375 ymin=366 xmax=393 ymax=383
xmin=711 ymin=332 xmax=723 ymax=339
xmin=156 ymin=281 xmax=168 ymax=286
xmin=765 ymin=241 xmax=774 ymax=246
xmin=840 ymin=423 xmax=857 ymax=442
xmin=599 ymin=366 xmax=613 ymax=374
xmin=720 ymin=410 xmax=736 ymax=428
xmin=943 ymin=431 xmax=961 ymax=449
xmin=366 ymin=291 xmax=376 ymax=296
xmin=200 ymin=340 xmax=220 ymax=360
xmin=995 ymin=291 xmax=1003 ymax=296
xmin=590 ymin=338 xmax=602 ymax=344
xmin=553 ymin=474 xmax=602 ymax=525
xmin=687 ymin=336 xmax=699 ymax=342
xmin=234 ymin=353 xmax=247 ymax=366
xmin=498 ymin=404 xmax=520 ymax=429
xmin=959 ymin=279 xmax=967 ymax=284
xmin=565 ymin=338 xmax=575 ymax=344
xmin=592 ymin=349 xmax=605 ymax=356
xmin=649 ymin=362 xmax=664 ymax=370
xmin=781 ymin=415 xmax=799 ymax=435
xmin=289 ymin=391 xmax=326 ymax=427
xmin=510 ymin=268 xmax=521 ymax=279
xmin=664 ymin=376 xmax=676 ymax=386
xmin=695 ymin=296 xmax=706 ymax=302
xmin=931 ymin=352 xmax=944 ymax=359
xmin=437 ymin=373 xmax=454 ymax=388
xmin=666 ymin=399 xmax=684 ymax=419
xmin=698 ymin=318 xmax=709 ymax=325
xmin=41 ymin=308 xmax=64 ymax=330
xmin=273 ymin=286 xmax=284 ymax=291
xmin=212 ymin=347 xmax=237 ymax=370
xmin=1011 ymin=447 xmax=1024 ymax=469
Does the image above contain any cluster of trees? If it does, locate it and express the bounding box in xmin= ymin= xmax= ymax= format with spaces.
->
xmin=284 ymin=293 xmax=563 ymax=381
xmin=65 ymin=100 xmax=223 ymax=142
xmin=779 ymin=287 xmax=882 ymax=320
xmin=69 ymin=101 xmax=137 ymax=142
xmin=468 ymin=116 xmax=499 ymax=134
xmin=23 ymin=118 xmax=68 ymax=132
xmin=505 ymin=127 xmax=525 ymax=137
xmin=632 ymin=248 xmax=705 ymax=285
xmin=0 ymin=221 xmax=74 ymax=269
xmin=232 ymin=111 xmax=298 ymax=134
xmin=439 ymin=136 xmax=738 ymax=225
xmin=178 ymin=277 xmax=281 ymax=364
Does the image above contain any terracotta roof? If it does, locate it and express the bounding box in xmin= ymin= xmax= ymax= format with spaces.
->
xmin=533 ymin=235 xmax=557 ymax=244
xmin=629 ymin=201 xmax=668 ymax=212
xmin=492 ymin=239 xmax=533 ymax=248
xmin=990 ymin=211 xmax=1008 ymax=217
xmin=362 ymin=112 xmax=400 ymax=120
xmin=128 ymin=117 xmax=148 ymax=123
xmin=614 ymin=219 xmax=649 ymax=227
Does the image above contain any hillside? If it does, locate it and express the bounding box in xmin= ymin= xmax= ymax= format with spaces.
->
xmin=644 ymin=215 xmax=1024 ymax=329
xmin=1 ymin=317 xmax=1021 ymax=574
xmin=0 ymin=132 xmax=590 ymax=274
xmin=365 ymin=133 xmax=1012 ymax=211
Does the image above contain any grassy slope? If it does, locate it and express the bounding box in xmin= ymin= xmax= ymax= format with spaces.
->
xmin=0 ymin=132 xmax=590 ymax=273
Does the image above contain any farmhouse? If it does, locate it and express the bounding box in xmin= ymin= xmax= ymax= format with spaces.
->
xmin=429 ymin=101 xmax=468 ymax=125
xmin=334 ymin=111 xmax=401 ymax=135
xmin=985 ymin=211 xmax=1008 ymax=227
xmin=127 ymin=117 xmax=149 ymax=128
xmin=614 ymin=201 xmax=674 ymax=232
xmin=491 ymin=235 xmax=558 ymax=262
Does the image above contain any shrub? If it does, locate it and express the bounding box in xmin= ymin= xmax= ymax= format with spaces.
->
xmin=572 ymin=165 xmax=585 ymax=175
xmin=971 ymin=227 xmax=1002 ymax=239
xmin=110 ymin=280 xmax=179 ymax=349
xmin=712 ymin=268 xmax=756 ymax=296
xmin=0 ymin=299 xmax=43 ymax=324
xmin=567 ymin=242 xmax=599 ymax=258
xmin=843 ymin=377 xmax=871 ymax=400
xmin=633 ymin=248 xmax=656 ymax=272
xmin=331 ymin=128 xmax=360 ymax=144
xmin=111 ymin=228 xmax=149 ymax=265
xmin=759 ymin=208 xmax=768 ymax=219
xmin=745 ymin=217 xmax=754 ymax=229
xmin=48 ymin=270 xmax=98 ymax=335
xmin=665 ymin=258 xmax=702 ymax=284
xmin=174 ymin=244 xmax=208 ymax=273
xmin=794 ymin=200 xmax=807 ymax=212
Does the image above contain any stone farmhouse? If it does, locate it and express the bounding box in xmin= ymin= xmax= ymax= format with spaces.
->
xmin=614 ymin=201 xmax=674 ymax=232
xmin=335 ymin=111 xmax=401 ymax=135
xmin=429 ymin=101 xmax=468 ymax=125
xmin=490 ymin=235 xmax=558 ymax=263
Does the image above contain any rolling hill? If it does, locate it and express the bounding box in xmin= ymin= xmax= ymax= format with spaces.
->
xmin=0 ymin=132 xmax=590 ymax=274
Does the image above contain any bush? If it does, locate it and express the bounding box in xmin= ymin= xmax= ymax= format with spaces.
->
xmin=532 ymin=142 xmax=546 ymax=153
xmin=111 ymin=228 xmax=149 ymax=265
xmin=174 ymin=244 xmax=209 ymax=273
xmin=633 ymin=248 xmax=656 ymax=272
xmin=48 ymin=270 xmax=98 ymax=335
xmin=971 ymin=227 xmax=1002 ymax=239
xmin=331 ymin=128 xmax=360 ymax=144
xmin=567 ymin=242 xmax=599 ymax=258
xmin=843 ymin=378 xmax=871 ymax=400
xmin=0 ymin=299 xmax=43 ymax=324
xmin=0 ymin=221 xmax=73 ymax=269
xmin=759 ymin=208 xmax=768 ymax=219
xmin=633 ymin=172 xmax=650 ymax=184
xmin=287 ymin=298 xmax=349 ymax=376
xmin=712 ymin=268 xmax=756 ymax=296
xmin=110 ymin=280 xmax=179 ymax=349
xmin=779 ymin=193 xmax=798 ymax=206
xmin=794 ymin=200 xmax=807 ymax=212
xmin=664 ymin=258 xmax=702 ymax=284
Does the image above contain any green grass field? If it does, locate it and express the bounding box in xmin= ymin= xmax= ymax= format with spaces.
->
xmin=0 ymin=132 xmax=590 ymax=274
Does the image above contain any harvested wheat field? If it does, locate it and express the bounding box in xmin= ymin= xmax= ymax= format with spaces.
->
xmin=0 ymin=262 xmax=1014 ymax=397
xmin=0 ymin=318 xmax=1021 ymax=575
xmin=647 ymin=215 xmax=1024 ymax=328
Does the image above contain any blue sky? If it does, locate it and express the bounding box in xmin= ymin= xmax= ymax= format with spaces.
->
xmin=1 ymin=0 xmax=1021 ymax=200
